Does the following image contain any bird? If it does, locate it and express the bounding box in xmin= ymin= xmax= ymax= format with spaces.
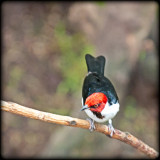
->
xmin=81 ymin=54 xmax=120 ymax=137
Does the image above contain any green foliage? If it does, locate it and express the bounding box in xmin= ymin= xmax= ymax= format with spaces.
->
xmin=54 ymin=22 xmax=95 ymax=94
xmin=139 ymin=50 xmax=146 ymax=62
xmin=121 ymin=96 xmax=151 ymax=133
xmin=48 ymin=107 xmax=70 ymax=116
xmin=8 ymin=66 xmax=24 ymax=88
xmin=95 ymin=1 xmax=106 ymax=7
xmin=124 ymin=96 xmax=137 ymax=119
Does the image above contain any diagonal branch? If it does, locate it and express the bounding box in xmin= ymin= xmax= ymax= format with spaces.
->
xmin=1 ymin=100 xmax=158 ymax=158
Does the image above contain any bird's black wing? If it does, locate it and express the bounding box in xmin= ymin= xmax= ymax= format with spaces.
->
xmin=82 ymin=73 xmax=118 ymax=105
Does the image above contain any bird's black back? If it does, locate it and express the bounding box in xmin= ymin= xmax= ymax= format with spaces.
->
xmin=82 ymin=54 xmax=118 ymax=105
xmin=82 ymin=73 xmax=118 ymax=105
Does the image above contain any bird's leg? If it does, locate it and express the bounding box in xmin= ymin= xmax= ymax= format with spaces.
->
xmin=86 ymin=118 xmax=95 ymax=132
xmin=108 ymin=119 xmax=115 ymax=137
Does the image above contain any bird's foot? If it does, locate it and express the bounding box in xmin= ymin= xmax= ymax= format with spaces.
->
xmin=108 ymin=119 xmax=115 ymax=137
xmin=108 ymin=123 xmax=115 ymax=137
xmin=86 ymin=118 xmax=95 ymax=132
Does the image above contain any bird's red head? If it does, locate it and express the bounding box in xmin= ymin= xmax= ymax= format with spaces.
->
xmin=85 ymin=92 xmax=107 ymax=112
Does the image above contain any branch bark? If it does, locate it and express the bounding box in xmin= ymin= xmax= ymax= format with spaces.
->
xmin=1 ymin=100 xmax=158 ymax=158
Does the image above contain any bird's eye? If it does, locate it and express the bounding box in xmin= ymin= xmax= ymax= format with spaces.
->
xmin=90 ymin=103 xmax=100 ymax=108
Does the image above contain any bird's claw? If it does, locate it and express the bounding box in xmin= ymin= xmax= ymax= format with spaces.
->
xmin=107 ymin=119 xmax=115 ymax=137
xmin=86 ymin=118 xmax=95 ymax=132
xmin=108 ymin=123 xmax=115 ymax=137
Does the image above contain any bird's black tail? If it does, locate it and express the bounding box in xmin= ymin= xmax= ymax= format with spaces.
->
xmin=85 ymin=54 xmax=106 ymax=76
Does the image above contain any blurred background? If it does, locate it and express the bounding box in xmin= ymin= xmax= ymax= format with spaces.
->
xmin=1 ymin=1 xmax=159 ymax=158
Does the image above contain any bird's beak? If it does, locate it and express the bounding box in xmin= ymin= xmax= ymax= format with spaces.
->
xmin=81 ymin=105 xmax=88 ymax=111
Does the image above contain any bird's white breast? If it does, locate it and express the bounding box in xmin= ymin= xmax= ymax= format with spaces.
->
xmin=101 ymin=102 xmax=120 ymax=121
xmin=81 ymin=98 xmax=119 ymax=123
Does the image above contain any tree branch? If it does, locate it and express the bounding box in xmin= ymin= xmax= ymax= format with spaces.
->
xmin=1 ymin=100 xmax=158 ymax=158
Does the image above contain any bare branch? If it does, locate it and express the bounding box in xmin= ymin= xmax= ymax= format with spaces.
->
xmin=1 ymin=100 xmax=158 ymax=158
